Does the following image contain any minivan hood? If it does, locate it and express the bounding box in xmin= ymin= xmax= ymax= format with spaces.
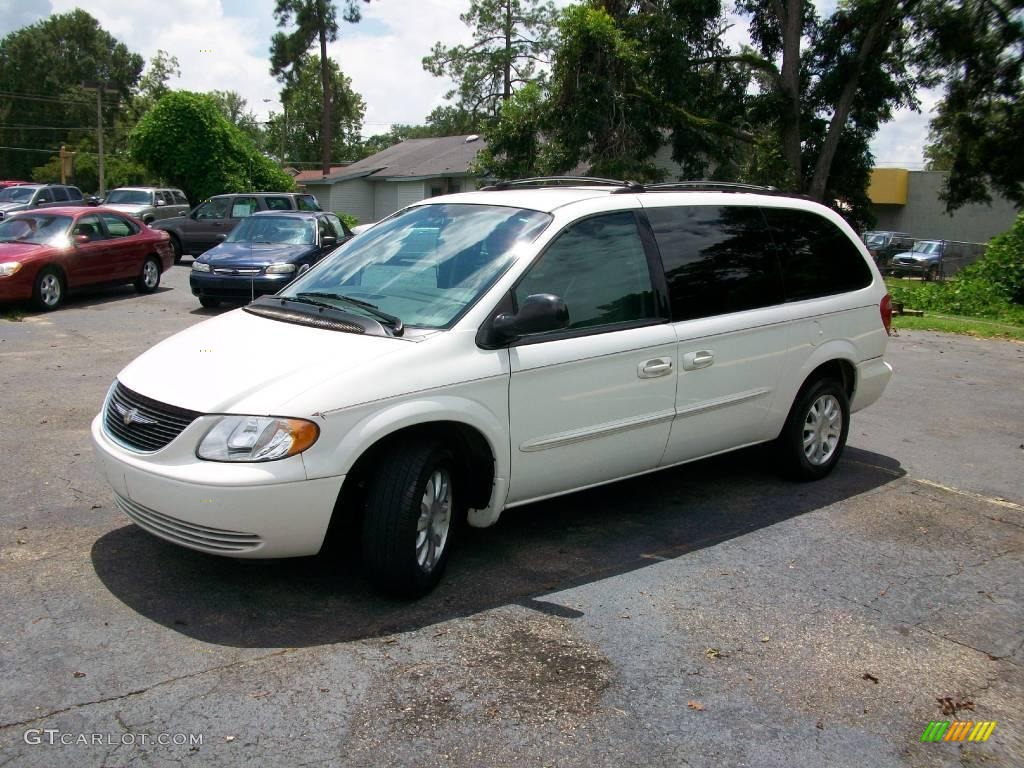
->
xmin=0 ymin=201 xmax=28 ymax=212
xmin=104 ymin=203 xmax=148 ymax=214
xmin=201 ymin=242 xmax=315 ymax=266
xmin=116 ymin=308 xmax=405 ymax=414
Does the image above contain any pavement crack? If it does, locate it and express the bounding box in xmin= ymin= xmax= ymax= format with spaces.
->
xmin=0 ymin=648 xmax=297 ymax=731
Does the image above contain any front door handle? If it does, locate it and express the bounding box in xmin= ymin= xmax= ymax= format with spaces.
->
xmin=682 ymin=350 xmax=714 ymax=370
xmin=638 ymin=357 xmax=673 ymax=378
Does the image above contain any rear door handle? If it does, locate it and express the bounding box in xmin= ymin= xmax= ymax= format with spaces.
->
xmin=638 ymin=358 xmax=673 ymax=378
xmin=682 ymin=350 xmax=714 ymax=370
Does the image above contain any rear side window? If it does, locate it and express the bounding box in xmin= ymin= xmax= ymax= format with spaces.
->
xmin=265 ymin=196 xmax=292 ymax=211
xmin=100 ymin=214 xmax=139 ymax=237
xmin=762 ymin=208 xmax=873 ymax=301
xmin=231 ymin=197 xmax=258 ymax=218
xmin=297 ymin=195 xmax=321 ymax=211
xmin=646 ymin=205 xmax=783 ymax=321
xmin=51 ymin=187 xmax=69 ymax=202
xmin=515 ymin=211 xmax=657 ymax=331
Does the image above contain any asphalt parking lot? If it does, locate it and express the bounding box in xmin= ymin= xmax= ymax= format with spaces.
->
xmin=1 ymin=262 xmax=1022 ymax=767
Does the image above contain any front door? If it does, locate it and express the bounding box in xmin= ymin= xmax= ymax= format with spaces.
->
xmin=184 ymin=197 xmax=231 ymax=253
xmin=66 ymin=214 xmax=107 ymax=285
xmin=505 ymin=211 xmax=677 ymax=506
xmin=98 ymin=213 xmax=145 ymax=279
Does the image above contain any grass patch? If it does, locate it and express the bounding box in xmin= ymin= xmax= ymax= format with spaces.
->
xmin=891 ymin=312 xmax=1024 ymax=341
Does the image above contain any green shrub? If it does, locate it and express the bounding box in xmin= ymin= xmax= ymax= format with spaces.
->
xmin=958 ymin=212 xmax=1024 ymax=304
xmin=336 ymin=212 xmax=359 ymax=230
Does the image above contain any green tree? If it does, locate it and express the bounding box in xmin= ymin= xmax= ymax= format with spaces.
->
xmin=918 ymin=0 xmax=1023 ymax=211
xmin=31 ymin=142 xmax=150 ymax=193
xmin=423 ymin=0 xmax=557 ymax=121
xmin=264 ymin=55 xmax=364 ymax=165
xmin=270 ymin=0 xmax=370 ymax=175
xmin=0 ymin=10 xmax=143 ymax=179
xmin=208 ymin=90 xmax=265 ymax=148
xmin=130 ymin=91 xmax=294 ymax=202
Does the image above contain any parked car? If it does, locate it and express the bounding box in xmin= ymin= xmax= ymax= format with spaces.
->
xmin=0 ymin=208 xmax=174 ymax=311
xmin=102 ymin=187 xmax=190 ymax=224
xmin=889 ymin=239 xmax=983 ymax=280
xmin=152 ymin=192 xmax=323 ymax=263
xmin=0 ymin=180 xmax=29 ymax=189
xmin=0 ymin=184 xmax=89 ymax=221
xmin=862 ymin=230 xmax=914 ymax=270
xmin=189 ymin=211 xmax=352 ymax=307
xmin=91 ymin=179 xmax=893 ymax=598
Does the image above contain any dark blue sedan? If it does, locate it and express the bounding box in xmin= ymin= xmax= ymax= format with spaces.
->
xmin=189 ymin=211 xmax=352 ymax=307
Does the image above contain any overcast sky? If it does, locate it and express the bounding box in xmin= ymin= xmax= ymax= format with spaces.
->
xmin=1 ymin=0 xmax=935 ymax=167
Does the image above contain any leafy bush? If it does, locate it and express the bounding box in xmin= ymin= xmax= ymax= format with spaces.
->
xmin=957 ymin=212 xmax=1024 ymax=304
xmin=336 ymin=212 xmax=360 ymax=230
xmin=130 ymin=91 xmax=294 ymax=202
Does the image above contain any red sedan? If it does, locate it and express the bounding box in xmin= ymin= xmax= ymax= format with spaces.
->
xmin=0 ymin=207 xmax=174 ymax=311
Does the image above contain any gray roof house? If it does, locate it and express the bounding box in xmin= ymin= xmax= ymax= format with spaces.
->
xmin=298 ymin=134 xmax=486 ymax=224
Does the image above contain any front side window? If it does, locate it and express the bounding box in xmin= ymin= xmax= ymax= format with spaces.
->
xmin=280 ymin=203 xmax=551 ymax=329
xmin=0 ymin=214 xmax=72 ymax=244
xmin=172 ymin=191 xmax=188 ymax=205
xmin=296 ymin=195 xmax=321 ymax=211
xmin=515 ymin=211 xmax=657 ymax=331
xmin=226 ymin=216 xmax=314 ymax=245
xmin=762 ymin=208 xmax=872 ymax=301
xmin=647 ymin=205 xmax=783 ymax=321
xmin=100 ymin=214 xmax=138 ymax=238
xmin=265 ymin=196 xmax=292 ymax=211
xmin=74 ymin=214 xmax=103 ymax=241
xmin=50 ymin=187 xmax=69 ymax=202
xmin=195 ymin=198 xmax=230 ymax=220
xmin=67 ymin=187 xmax=83 ymax=201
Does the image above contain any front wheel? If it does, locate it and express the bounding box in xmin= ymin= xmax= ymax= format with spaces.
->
xmin=198 ymin=297 xmax=220 ymax=308
xmin=32 ymin=266 xmax=64 ymax=311
xmin=169 ymin=234 xmax=183 ymax=265
xmin=361 ymin=439 xmax=461 ymax=598
xmin=135 ymin=256 xmax=161 ymax=293
xmin=776 ymin=378 xmax=850 ymax=481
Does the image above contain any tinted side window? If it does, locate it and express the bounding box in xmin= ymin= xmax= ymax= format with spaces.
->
xmin=297 ymin=195 xmax=321 ymax=211
xmin=762 ymin=208 xmax=873 ymax=301
xmin=172 ymin=191 xmax=188 ymax=205
xmin=67 ymin=187 xmax=83 ymax=200
xmin=101 ymin=214 xmax=138 ymax=237
xmin=195 ymin=198 xmax=230 ymax=219
xmin=265 ymin=196 xmax=292 ymax=211
xmin=515 ymin=212 xmax=656 ymax=331
xmin=647 ymin=205 xmax=782 ymax=321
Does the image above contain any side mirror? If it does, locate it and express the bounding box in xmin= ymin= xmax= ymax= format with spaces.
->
xmin=216 ymin=233 xmax=227 ymax=241
xmin=321 ymin=235 xmax=337 ymax=247
xmin=74 ymin=233 xmax=90 ymax=244
xmin=180 ymin=210 xmax=188 ymax=217
xmin=492 ymin=293 xmax=569 ymax=343
xmin=154 ymin=199 xmax=166 ymax=207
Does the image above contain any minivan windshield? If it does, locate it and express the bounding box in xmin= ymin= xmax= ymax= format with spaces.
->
xmin=105 ymin=189 xmax=151 ymax=205
xmin=280 ymin=203 xmax=551 ymax=329
xmin=227 ymin=216 xmax=314 ymax=245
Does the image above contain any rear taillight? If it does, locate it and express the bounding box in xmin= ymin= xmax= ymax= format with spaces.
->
xmin=880 ymin=293 xmax=892 ymax=336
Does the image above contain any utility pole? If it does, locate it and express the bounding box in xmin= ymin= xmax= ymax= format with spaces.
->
xmin=81 ymin=80 xmax=109 ymax=195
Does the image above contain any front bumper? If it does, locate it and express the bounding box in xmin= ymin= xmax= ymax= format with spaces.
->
xmin=91 ymin=413 xmax=344 ymax=558
xmin=889 ymin=260 xmax=931 ymax=274
xmin=190 ymin=270 xmax=294 ymax=301
xmin=0 ymin=270 xmax=33 ymax=302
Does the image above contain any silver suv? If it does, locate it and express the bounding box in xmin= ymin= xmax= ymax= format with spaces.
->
xmin=102 ymin=187 xmax=190 ymax=224
xmin=0 ymin=184 xmax=88 ymax=220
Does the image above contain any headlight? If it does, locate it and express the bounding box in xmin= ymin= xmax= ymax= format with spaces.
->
xmin=192 ymin=261 xmax=211 ymax=272
xmin=0 ymin=261 xmax=22 ymax=277
xmin=265 ymin=263 xmax=297 ymax=274
xmin=197 ymin=415 xmax=319 ymax=462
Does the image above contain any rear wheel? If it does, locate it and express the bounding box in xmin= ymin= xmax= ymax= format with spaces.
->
xmin=199 ymin=296 xmax=220 ymax=308
xmin=361 ymin=439 xmax=460 ymax=598
xmin=776 ymin=378 xmax=850 ymax=481
xmin=924 ymin=264 xmax=940 ymax=282
xmin=32 ymin=267 xmax=64 ymax=311
xmin=135 ymin=256 xmax=161 ymax=293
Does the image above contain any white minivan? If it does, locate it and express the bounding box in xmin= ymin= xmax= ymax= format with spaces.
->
xmin=92 ymin=179 xmax=893 ymax=596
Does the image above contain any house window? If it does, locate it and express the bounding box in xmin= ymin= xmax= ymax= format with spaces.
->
xmin=429 ymin=186 xmax=444 ymax=197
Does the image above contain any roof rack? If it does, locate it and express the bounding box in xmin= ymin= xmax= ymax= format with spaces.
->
xmin=643 ymin=181 xmax=779 ymax=194
xmin=480 ymin=176 xmax=644 ymax=192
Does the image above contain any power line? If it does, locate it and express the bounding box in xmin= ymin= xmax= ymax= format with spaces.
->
xmin=0 ymin=145 xmax=100 ymax=156
xmin=0 ymin=89 xmax=120 ymax=108
xmin=0 ymin=124 xmax=96 ymax=131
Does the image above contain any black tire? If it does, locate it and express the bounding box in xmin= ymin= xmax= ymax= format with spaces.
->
xmin=361 ymin=439 xmax=461 ymax=598
xmin=199 ymin=297 xmax=220 ymax=308
xmin=135 ymin=256 xmax=161 ymax=293
xmin=925 ymin=264 xmax=939 ymax=282
xmin=169 ymin=233 xmax=183 ymax=265
xmin=32 ymin=266 xmax=64 ymax=311
xmin=776 ymin=377 xmax=850 ymax=481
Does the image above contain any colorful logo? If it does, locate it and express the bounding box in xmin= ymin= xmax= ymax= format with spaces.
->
xmin=921 ymin=721 xmax=997 ymax=742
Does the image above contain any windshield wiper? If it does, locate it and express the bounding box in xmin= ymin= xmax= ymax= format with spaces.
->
xmin=294 ymin=291 xmax=404 ymax=336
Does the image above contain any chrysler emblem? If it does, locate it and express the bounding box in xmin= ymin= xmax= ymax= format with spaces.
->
xmin=112 ymin=401 xmax=157 ymax=427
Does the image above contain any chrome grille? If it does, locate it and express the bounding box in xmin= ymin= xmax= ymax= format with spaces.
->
xmin=213 ymin=267 xmax=262 ymax=275
xmin=115 ymin=494 xmax=262 ymax=553
xmin=104 ymin=381 xmax=201 ymax=452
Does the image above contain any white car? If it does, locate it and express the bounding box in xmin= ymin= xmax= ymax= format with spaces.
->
xmin=91 ymin=179 xmax=894 ymax=597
